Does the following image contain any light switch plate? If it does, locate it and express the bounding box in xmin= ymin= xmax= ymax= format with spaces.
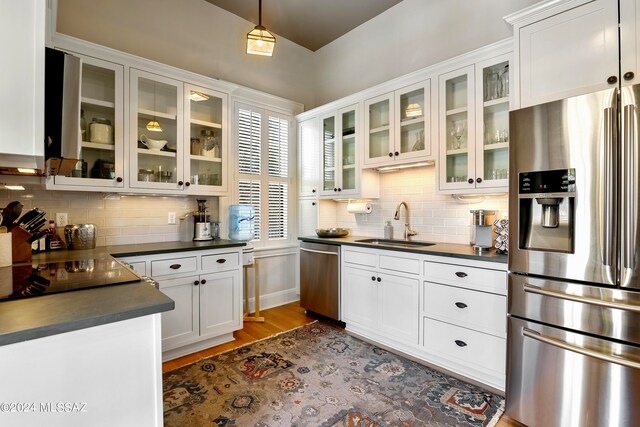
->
xmin=168 ymin=212 xmax=176 ymax=225
xmin=56 ymin=212 xmax=68 ymax=228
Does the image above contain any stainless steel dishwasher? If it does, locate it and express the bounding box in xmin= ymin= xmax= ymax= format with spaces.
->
xmin=300 ymin=241 xmax=340 ymax=322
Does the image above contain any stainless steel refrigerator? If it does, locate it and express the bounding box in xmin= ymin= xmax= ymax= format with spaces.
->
xmin=507 ymin=85 xmax=640 ymax=427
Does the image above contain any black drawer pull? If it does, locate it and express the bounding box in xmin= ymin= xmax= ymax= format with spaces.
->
xmin=371 ymin=276 xmax=376 ymax=281
xmin=200 ymin=279 xmax=207 ymax=284
xmin=455 ymin=340 xmax=467 ymax=347
xmin=169 ymin=264 xmax=182 ymax=270
xmin=455 ymin=271 xmax=467 ymax=278
xmin=455 ymin=302 xmax=468 ymax=309
xmin=216 ymin=259 xmax=227 ymax=264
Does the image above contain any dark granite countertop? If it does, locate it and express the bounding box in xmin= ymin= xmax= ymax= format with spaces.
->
xmin=0 ymin=240 xmax=244 ymax=347
xmin=298 ymin=235 xmax=507 ymax=265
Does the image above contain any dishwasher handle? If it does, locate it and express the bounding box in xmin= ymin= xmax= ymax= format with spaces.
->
xmin=300 ymin=247 xmax=339 ymax=256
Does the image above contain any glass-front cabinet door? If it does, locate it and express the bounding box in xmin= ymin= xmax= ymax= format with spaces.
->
xmin=338 ymin=104 xmax=359 ymax=195
xmin=184 ymin=83 xmax=227 ymax=194
xmin=439 ymin=65 xmax=475 ymax=191
xmin=394 ymin=80 xmax=430 ymax=161
xmin=320 ymin=113 xmax=336 ymax=196
xmin=49 ymin=55 xmax=125 ymax=189
xmin=129 ymin=69 xmax=184 ymax=191
xmin=475 ymin=54 xmax=510 ymax=189
xmin=364 ymin=93 xmax=394 ymax=166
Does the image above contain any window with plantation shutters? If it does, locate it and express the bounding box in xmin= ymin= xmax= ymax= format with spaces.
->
xmin=235 ymin=102 xmax=292 ymax=245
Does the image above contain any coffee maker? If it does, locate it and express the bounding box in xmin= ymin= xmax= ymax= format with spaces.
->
xmin=193 ymin=199 xmax=213 ymax=241
xmin=470 ymin=209 xmax=496 ymax=252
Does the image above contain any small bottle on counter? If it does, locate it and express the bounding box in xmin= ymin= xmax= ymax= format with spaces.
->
xmin=384 ymin=220 xmax=393 ymax=239
xmin=47 ymin=220 xmax=64 ymax=251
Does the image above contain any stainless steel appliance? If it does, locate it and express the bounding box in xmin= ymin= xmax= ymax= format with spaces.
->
xmin=469 ymin=209 xmax=495 ymax=252
xmin=300 ymin=241 xmax=341 ymax=322
xmin=507 ymin=86 xmax=640 ymax=426
xmin=193 ymin=199 xmax=213 ymax=241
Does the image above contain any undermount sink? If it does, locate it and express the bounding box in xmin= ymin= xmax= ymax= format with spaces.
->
xmin=355 ymin=238 xmax=436 ymax=248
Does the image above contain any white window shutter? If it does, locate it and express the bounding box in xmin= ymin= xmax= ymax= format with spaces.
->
xmin=268 ymin=182 xmax=288 ymax=240
xmin=238 ymin=108 xmax=261 ymax=175
xmin=238 ymin=179 xmax=261 ymax=241
xmin=268 ymin=116 xmax=288 ymax=177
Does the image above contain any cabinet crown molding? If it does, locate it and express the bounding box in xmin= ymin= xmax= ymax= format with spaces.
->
xmin=504 ymin=0 xmax=594 ymax=27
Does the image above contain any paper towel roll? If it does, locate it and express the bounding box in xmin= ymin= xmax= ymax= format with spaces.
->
xmin=347 ymin=202 xmax=372 ymax=214
xmin=0 ymin=233 xmax=12 ymax=267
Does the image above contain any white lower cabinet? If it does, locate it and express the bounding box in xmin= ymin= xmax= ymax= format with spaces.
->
xmin=117 ymin=247 xmax=243 ymax=361
xmin=342 ymin=246 xmax=507 ymax=391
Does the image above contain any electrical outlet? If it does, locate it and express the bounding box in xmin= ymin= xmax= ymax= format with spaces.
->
xmin=168 ymin=212 xmax=176 ymax=225
xmin=56 ymin=212 xmax=68 ymax=228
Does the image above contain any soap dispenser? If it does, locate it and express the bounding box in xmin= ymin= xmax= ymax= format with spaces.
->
xmin=384 ymin=220 xmax=393 ymax=239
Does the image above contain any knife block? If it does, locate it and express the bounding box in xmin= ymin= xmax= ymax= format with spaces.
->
xmin=11 ymin=227 xmax=32 ymax=263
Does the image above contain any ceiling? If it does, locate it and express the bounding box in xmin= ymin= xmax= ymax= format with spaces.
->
xmin=204 ymin=0 xmax=403 ymax=52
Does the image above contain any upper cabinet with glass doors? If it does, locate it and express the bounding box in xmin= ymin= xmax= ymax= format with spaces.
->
xmin=129 ymin=69 xmax=228 ymax=194
xmin=438 ymin=54 xmax=510 ymax=193
xmin=47 ymin=54 xmax=125 ymax=190
xmin=184 ymin=84 xmax=227 ymax=194
xmin=364 ymin=80 xmax=431 ymax=167
xmin=320 ymin=103 xmax=378 ymax=199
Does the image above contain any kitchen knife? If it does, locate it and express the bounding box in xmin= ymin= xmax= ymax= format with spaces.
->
xmin=14 ymin=208 xmax=40 ymax=228
xmin=0 ymin=201 xmax=24 ymax=228
xmin=21 ymin=209 xmax=45 ymax=229
xmin=27 ymin=229 xmax=49 ymax=244
xmin=26 ymin=218 xmax=48 ymax=234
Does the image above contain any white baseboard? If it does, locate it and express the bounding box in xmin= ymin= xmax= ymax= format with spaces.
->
xmin=246 ymin=288 xmax=299 ymax=312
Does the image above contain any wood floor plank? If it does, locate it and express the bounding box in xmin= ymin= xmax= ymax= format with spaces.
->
xmin=161 ymin=301 xmax=519 ymax=426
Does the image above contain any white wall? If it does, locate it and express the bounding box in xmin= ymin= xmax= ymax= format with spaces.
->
xmin=319 ymin=166 xmax=508 ymax=245
xmin=56 ymin=0 xmax=316 ymax=108
xmin=312 ymin=0 xmax=539 ymax=106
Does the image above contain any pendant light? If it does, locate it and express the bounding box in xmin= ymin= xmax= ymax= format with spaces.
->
xmin=146 ymin=82 xmax=163 ymax=132
xmin=246 ymin=0 xmax=276 ymax=56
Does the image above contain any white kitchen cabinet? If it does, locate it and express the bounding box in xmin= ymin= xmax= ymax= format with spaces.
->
xmin=621 ymin=0 xmax=640 ymax=87
xmin=342 ymin=247 xmax=420 ymax=346
xmin=117 ymin=247 xmax=243 ymax=361
xmin=298 ymin=197 xmax=318 ymax=237
xmin=298 ymin=117 xmax=320 ymax=197
xmin=507 ymin=0 xmax=620 ymax=108
xmin=364 ymin=81 xmax=432 ymax=167
xmin=47 ymin=54 xmax=125 ymax=190
xmin=320 ymin=103 xmax=379 ymax=199
xmin=0 ymin=0 xmax=45 ymax=169
xmin=438 ymin=55 xmax=510 ymax=194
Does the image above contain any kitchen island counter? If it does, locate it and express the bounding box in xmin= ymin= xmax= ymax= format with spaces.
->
xmin=298 ymin=235 xmax=507 ymax=264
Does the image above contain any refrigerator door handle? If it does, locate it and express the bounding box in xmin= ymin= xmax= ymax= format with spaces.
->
xmin=522 ymin=328 xmax=640 ymax=370
xmin=622 ymin=104 xmax=636 ymax=285
xmin=523 ymin=283 xmax=640 ymax=313
xmin=602 ymin=107 xmax=615 ymax=270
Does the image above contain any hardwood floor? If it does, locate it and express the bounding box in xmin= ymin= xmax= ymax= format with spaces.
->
xmin=161 ymin=301 xmax=522 ymax=427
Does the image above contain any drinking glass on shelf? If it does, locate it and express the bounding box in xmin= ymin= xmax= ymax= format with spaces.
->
xmin=500 ymin=129 xmax=509 ymax=143
xmin=450 ymin=122 xmax=466 ymax=149
xmin=498 ymin=65 xmax=509 ymax=98
xmin=486 ymin=72 xmax=499 ymax=101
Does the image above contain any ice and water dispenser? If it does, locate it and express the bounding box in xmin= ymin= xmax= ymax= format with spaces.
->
xmin=518 ymin=169 xmax=576 ymax=253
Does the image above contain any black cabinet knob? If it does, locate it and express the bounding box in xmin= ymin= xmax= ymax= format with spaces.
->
xmin=476 ymin=177 xmax=482 ymax=183
xmin=337 ymin=188 xmax=342 ymax=192
xmin=185 ymin=181 xmax=191 ymax=187
xmin=467 ymin=178 xmax=474 ymax=184
xmin=455 ymin=271 xmax=468 ymax=278
xmin=178 ymin=181 xmax=184 ymax=186
xmin=200 ymin=279 xmax=207 ymax=284
xmin=194 ymin=280 xmax=200 ymax=286
xmin=312 ymin=202 xmax=316 ymax=206
xmin=388 ymin=152 xmax=393 ymax=157
xmin=455 ymin=302 xmax=468 ymax=309
xmin=312 ymin=189 xmax=316 ymax=193
xmin=624 ymin=71 xmax=635 ymax=81
xmin=394 ymin=151 xmax=399 ymax=156
xmin=607 ymin=75 xmax=618 ymax=84
xmin=376 ymin=277 xmax=381 ymax=282
xmin=371 ymin=276 xmax=376 ymax=281
xmin=116 ymin=177 xmax=123 ymax=183
xmin=334 ymin=188 xmax=338 ymax=192
xmin=455 ymin=340 xmax=467 ymax=347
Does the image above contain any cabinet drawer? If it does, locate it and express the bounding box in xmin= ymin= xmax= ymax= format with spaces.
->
xmin=201 ymin=252 xmax=240 ymax=271
xmin=343 ymin=249 xmax=377 ymax=268
xmin=424 ymin=261 xmax=506 ymax=295
xmin=151 ymin=256 xmax=197 ymax=277
xmin=423 ymin=317 xmax=505 ymax=375
xmin=380 ymin=253 xmax=420 ymax=275
xmin=423 ymin=282 xmax=506 ymax=337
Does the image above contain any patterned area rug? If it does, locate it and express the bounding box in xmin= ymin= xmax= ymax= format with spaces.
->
xmin=163 ymin=322 xmax=504 ymax=426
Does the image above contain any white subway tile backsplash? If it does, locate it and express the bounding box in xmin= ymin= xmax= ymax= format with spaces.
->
xmin=3 ymin=190 xmax=215 ymax=247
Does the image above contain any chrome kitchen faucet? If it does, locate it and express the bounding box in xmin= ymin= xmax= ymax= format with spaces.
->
xmin=394 ymin=201 xmax=418 ymax=241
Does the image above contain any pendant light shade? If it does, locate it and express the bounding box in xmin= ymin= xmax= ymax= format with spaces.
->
xmin=247 ymin=0 xmax=275 ymax=56
xmin=146 ymin=120 xmax=162 ymax=132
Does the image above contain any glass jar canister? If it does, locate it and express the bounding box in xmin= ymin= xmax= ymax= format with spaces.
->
xmin=89 ymin=118 xmax=113 ymax=144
